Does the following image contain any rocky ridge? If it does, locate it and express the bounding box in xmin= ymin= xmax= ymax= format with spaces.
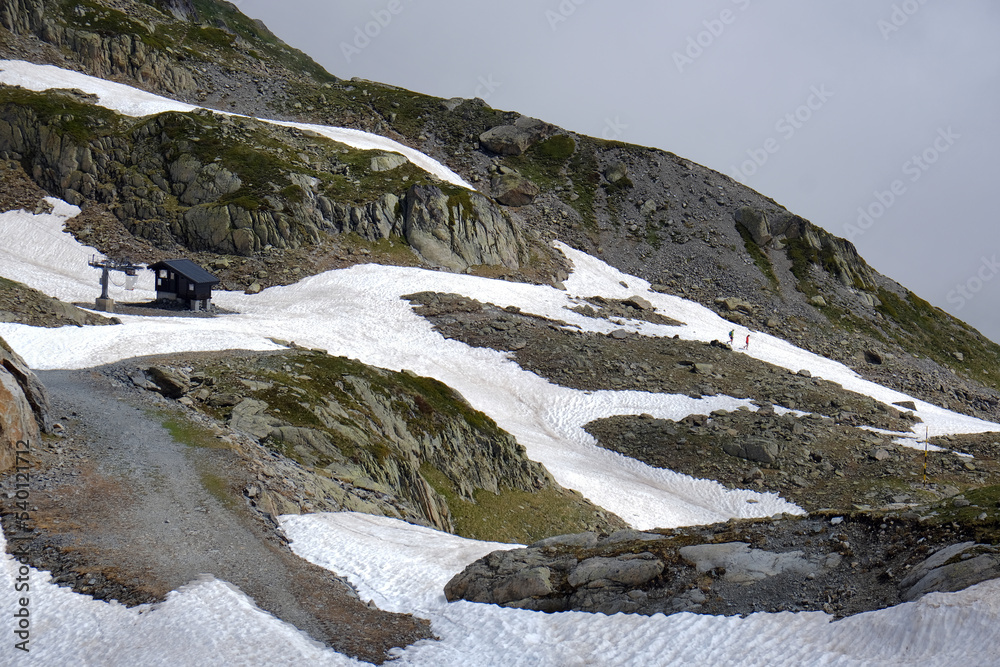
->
xmin=108 ymin=347 xmax=624 ymax=541
xmin=0 ymin=88 xmax=538 ymax=274
xmin=444 ymin=512 xmax=1000 ymax=618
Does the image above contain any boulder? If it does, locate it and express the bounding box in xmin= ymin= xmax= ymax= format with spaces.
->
xmin=370 ymin=153 xmax=408 ymax=172
xmin=0 ymin=367 xmax=38 ymax=473
xmin=403 ymin=184 xmax=524 ymax=271
xmin=490 ymin=172 xmax=540 ymax=207
xmin=146 ymin=366 xmax=191 ymax=399
xmin=715 ymin=297 xmax=753 ymax=314
xmin=0 ymin=338 xmax=50 ymax=433
xmin=623 ymin=296 xmax=654 ymax=311
xmin=735 ymin=207 xmax=772 ymax=247
xmin=604 ymin=162 xmax=628 ymax=183
xmin=723 ymin=437 xmax=779 ymax=465
xmin=0 ymin=337 xmax=50 ymax=473
xmin=479 ymin=117 xmax=550 ymax=156
xmin=864 ymin=349 xmax=883 ymax=365
xmin=567 ymin=554 xmax=664 ymax=588
xmin=492 ymin=567 xmax=554 ymax=604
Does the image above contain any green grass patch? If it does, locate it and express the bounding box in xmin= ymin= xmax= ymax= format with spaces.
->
xmin=736 ymin=223 xmax=778 ymax=289
xmin=158 ymin=413 xmax=228 ymax=450
xmin=874 ymin=289 xmax=1000 ymax=388
xmin=153 ymin=410 xmax=241 ymax=509
xmin=645 ymin=222 xmax=662 ymax=250
xmin=421 ymin=463 xmax=605 ymax=543
xmin=198 ymin=470 xmax=240 ymax=511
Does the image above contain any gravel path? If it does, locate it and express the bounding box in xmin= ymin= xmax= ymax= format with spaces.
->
xmin=2 ymin=367 xmax=431 ymax=663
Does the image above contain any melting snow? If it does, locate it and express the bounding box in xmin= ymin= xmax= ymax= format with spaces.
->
xmin=0 ymin=62 xmax=998 ymax=665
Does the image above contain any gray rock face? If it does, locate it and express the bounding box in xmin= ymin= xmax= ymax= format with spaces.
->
xmin=229 ymin=398 xmax=283 ymax=439
xmin=899 ymin=542 xmax=1000 ymax=601
xmin=735 ymin=205 xmax=876 ymax=290
xmin=403 ymin=185 xmax=525 ymax=271
xmin=567 ymin=554 xmax=664 ymax=588
xmin=0 ymin=365 xmax=38 ymax=473
xmin=445 ymin=532 xmax=667 ymax=614
xmin=0 ymin=337 xmax=50 ymax=434
xmin=0 ymin=92 xmax=531 ymax=271
xmin=735 ymin=207 xmax=772 ymax=247
xmin=0 ymin=1 xmax=196 ymax=95
xmin=0 ymin=336 xmax=49 ymax=472
xmin=678 ymin=542 xmax=828 ymax=584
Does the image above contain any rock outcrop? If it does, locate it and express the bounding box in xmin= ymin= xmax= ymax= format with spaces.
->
xmin=0 ymin=336 xmax=49 ymax=472
xmin=0 ymin=0 xmax=197 ymax=95
xmin=444 ymin=513 xmax=1000 ymax=619
xmin=0 ymin=89 xmax=528 ymax=270
xmin=735 ymin=206 xmax=876 ymax=290
xmin=900 ymin=542 xmax=1000 ymax=602
xmin=403 ymin=185 xmax=524 ymax=271
xmin=124 ymin=350 xmax=620 ymax=537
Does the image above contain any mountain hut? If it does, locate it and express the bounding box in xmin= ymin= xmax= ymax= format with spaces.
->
xmin=149 ymin=259 xmax=220 ymax=312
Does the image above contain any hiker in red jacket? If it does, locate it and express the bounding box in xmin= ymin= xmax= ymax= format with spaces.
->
xmin=745 ymin=334 xmax=750 ymax=350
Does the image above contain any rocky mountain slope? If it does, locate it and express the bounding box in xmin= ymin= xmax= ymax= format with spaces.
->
xmin=2 ymin=0 xmax=1000 ymax=658
xmin=0 ymin=0 xmax=997 ymax=426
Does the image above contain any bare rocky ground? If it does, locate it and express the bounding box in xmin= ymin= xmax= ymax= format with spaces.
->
xmin=0 ymin=365 xmax=433 ymax=664
xmin=444 ymin=512 xmax=1000 ymax=619
xmin=406 ymin=290 xmax=1000 ymax=617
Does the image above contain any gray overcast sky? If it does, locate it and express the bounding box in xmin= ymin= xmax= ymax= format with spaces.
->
xmin=236 ymin=1 xmax=1000 ymax=342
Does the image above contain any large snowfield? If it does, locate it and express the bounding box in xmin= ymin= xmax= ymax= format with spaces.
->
xmin=1 ymin=60 xmax=1000 ymax=665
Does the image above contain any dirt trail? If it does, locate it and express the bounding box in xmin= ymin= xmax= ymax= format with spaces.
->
xmin=1 ymin=368 xmax=431 ymax=664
